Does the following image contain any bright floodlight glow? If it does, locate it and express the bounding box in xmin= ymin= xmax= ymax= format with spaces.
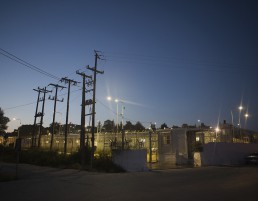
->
xmin=238 ymin=106 xmax=243 ymax=110
xmin=215 ymin=127 xmax=220 ymax=132
xmin=115 ymin=99 xmax=119 ymax=103
xmin=245 ymin=113 xmax=249 ymax=118
xmin=107 ymin=96 xmax=112 ymax=101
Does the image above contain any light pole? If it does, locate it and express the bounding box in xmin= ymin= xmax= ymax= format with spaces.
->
xmin=230 ymin=110 xmax=235 ymax=142
xmin=238 ymin=105 xmax=243 ymax=128
xmin=238 ymin=105 xmax=243 ymax=141
xmin=121 ymin=101 xmax=125 ymax=130
xmin=244 ymin=113 xmax=249 ymax=129
xmin=107 ymin=96 xmax=126 ymax=148
xmin=13 ymin=118 xmax=21 ymax=138
xmin=107 ymin=96 xmax=119 ymax=140
xmin=215 ymin=127 xmax=220 ymax=141
xmin=197 ymin=119 xmax=201 ymax=128
xmin=115 ymin=99 xmax=119 ymax=135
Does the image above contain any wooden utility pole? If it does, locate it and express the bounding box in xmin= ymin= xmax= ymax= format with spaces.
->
xmin=38 ymin=87 xmax=52 ymax=148
xmin=48 ymin=83 xmax=65 ymax=151
xmin=87 ymin=50 xmax=104 ymax=168
xmin=32 ymin=87 xmax=41 ymax=148
xmin=60 ymin=77 xmax=79 ymax=154
xmin=76 ymin=70 xmax=92 ymax=166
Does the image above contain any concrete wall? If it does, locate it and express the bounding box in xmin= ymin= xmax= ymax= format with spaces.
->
xmin=157 ymin=128 xmax=190 ymax=167
xmin=198 ymin=142 xmax=258 ymax=166
xmin=112 ymin=149 xmax=148 ymax=172
xmin=172 ymin=129 xmax=189 ymax=165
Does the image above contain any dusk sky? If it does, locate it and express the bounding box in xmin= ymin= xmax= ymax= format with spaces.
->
xmin=1 ymin=0 xmax=258 ymax=132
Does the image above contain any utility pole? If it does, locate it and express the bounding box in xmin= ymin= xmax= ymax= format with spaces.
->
xmin=38 ymin=87 xmax=52 ymax=148
xmin=76 ymin=70 xmax=92 ymax=167
xmin=48 ymin=83 xmax=65 ymax=151
xmin=87 ymin=50 xmax=104 ymax=168
xmin=60 ymin=77 xmax=79 ymax=154
xmin=32 ymin=87 xmax=51 ymax=148
xmin=32 ymin=87 xmax=41 ymax=148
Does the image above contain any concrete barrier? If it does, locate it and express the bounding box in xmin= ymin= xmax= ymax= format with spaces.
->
xmin=196 ymin=142 xmax=258 ymax=166
xmin=112 ymin=149 xmax=148 ymax=172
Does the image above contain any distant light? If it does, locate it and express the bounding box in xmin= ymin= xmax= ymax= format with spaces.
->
xmin=239 ymin=106 xmax=243 ymax=110
xmin=215 ymin=127 xmax=220 ymax=132
xmin=245 ymin=113 xmax=249 ymax=118
xmin=107 ymin=96 xmax=112 ymax=101
xmin=115 ymin=99 xmax=119 ymax=103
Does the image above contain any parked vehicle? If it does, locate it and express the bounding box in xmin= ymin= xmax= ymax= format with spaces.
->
xmin=245 ymin=152 xmax=258 ymax=165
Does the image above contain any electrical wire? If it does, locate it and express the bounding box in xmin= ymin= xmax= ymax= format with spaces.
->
xmin=104 ymin=51 xmax=258 ymax=73
xmin=0 ymin=48 xmax=60 ymax=80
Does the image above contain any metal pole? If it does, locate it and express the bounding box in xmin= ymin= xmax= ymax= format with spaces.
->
xmin=116 ymin=102 xmax=118 ymax=135
xmin=149 ymin=130 xmax=152 ymax=163
xmin=231 ymin=110 xmax=234 ymax=142
xmin=121 ymin=102 xmax=124 ymax=130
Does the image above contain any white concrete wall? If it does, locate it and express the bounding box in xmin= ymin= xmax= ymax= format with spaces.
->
xmin=112 ymin=149 xmax=148 ymax=172
xmin=199 ymin=142 xmax=258 ymax=166
xmin=172 ymin=128 xmax=189 ymax=165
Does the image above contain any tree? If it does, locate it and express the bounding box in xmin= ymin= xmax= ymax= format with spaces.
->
xmin=124 ymin=121 xmax=134 ymax=131
xmin=19 ymin=124 xmax=35 ymax=137
xmin=160 ymin=123 xmax=168 ymax=129
xmin=135 ymin=121 xmax=145 ymax=131
xmin=103 ymin=120 xmax=115 ymax=132
xmin=0 ymin=107 xmax=10 ymax=134
xmin=49 ymin=122 xmax=61 ymax=135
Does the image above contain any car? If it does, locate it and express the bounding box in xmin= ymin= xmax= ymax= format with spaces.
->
xmin=245 ymin=152 xmax=258 ymax=165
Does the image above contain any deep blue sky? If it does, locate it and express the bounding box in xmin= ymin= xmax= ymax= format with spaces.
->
xmin=1 ymin=0 xmax=258 ymax=132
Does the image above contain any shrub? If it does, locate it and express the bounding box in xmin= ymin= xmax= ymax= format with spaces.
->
xmin=0 ymin=146 xmax=125 ymax=172
xmin=93 ymin=153 xmax=125 ymax=173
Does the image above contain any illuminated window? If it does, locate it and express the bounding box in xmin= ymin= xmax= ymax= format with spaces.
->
xmin=163 ymin=136 xmax=170 ymax=144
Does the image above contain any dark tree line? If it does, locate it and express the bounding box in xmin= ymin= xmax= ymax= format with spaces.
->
xmin=9 ymin=119 xmax=169 ymax=137
xmin=102 ymin=120 xmax=145 ymax=132
xmin=0 ymin=107 xmax=10 ymax=134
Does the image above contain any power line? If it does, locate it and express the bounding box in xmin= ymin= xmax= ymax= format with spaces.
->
xmin=104 ymin=51 xmax=258 ymax=73
xmin=3 ymin=88 xmax=81 ymax=111
xmin=3 ymin=102 xmax=36 ymax=110
xmin=0 ymin=48 xmax=60 ymax=80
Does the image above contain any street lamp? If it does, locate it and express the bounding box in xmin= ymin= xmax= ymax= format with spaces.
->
xmin=244 ymin=113 xmax=249 ymax=129
xmin=107 ymin=96 xmax=119 ymax=138
xmin=215 ymin=126 xmax=220 ymax=141
xmin=238 ymin=105 xmax=243 ymax=128
xmin=238 ymin=105 xmax=245 ymax=141
xmin=13 ymin=118 xmax=21 ymax=138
